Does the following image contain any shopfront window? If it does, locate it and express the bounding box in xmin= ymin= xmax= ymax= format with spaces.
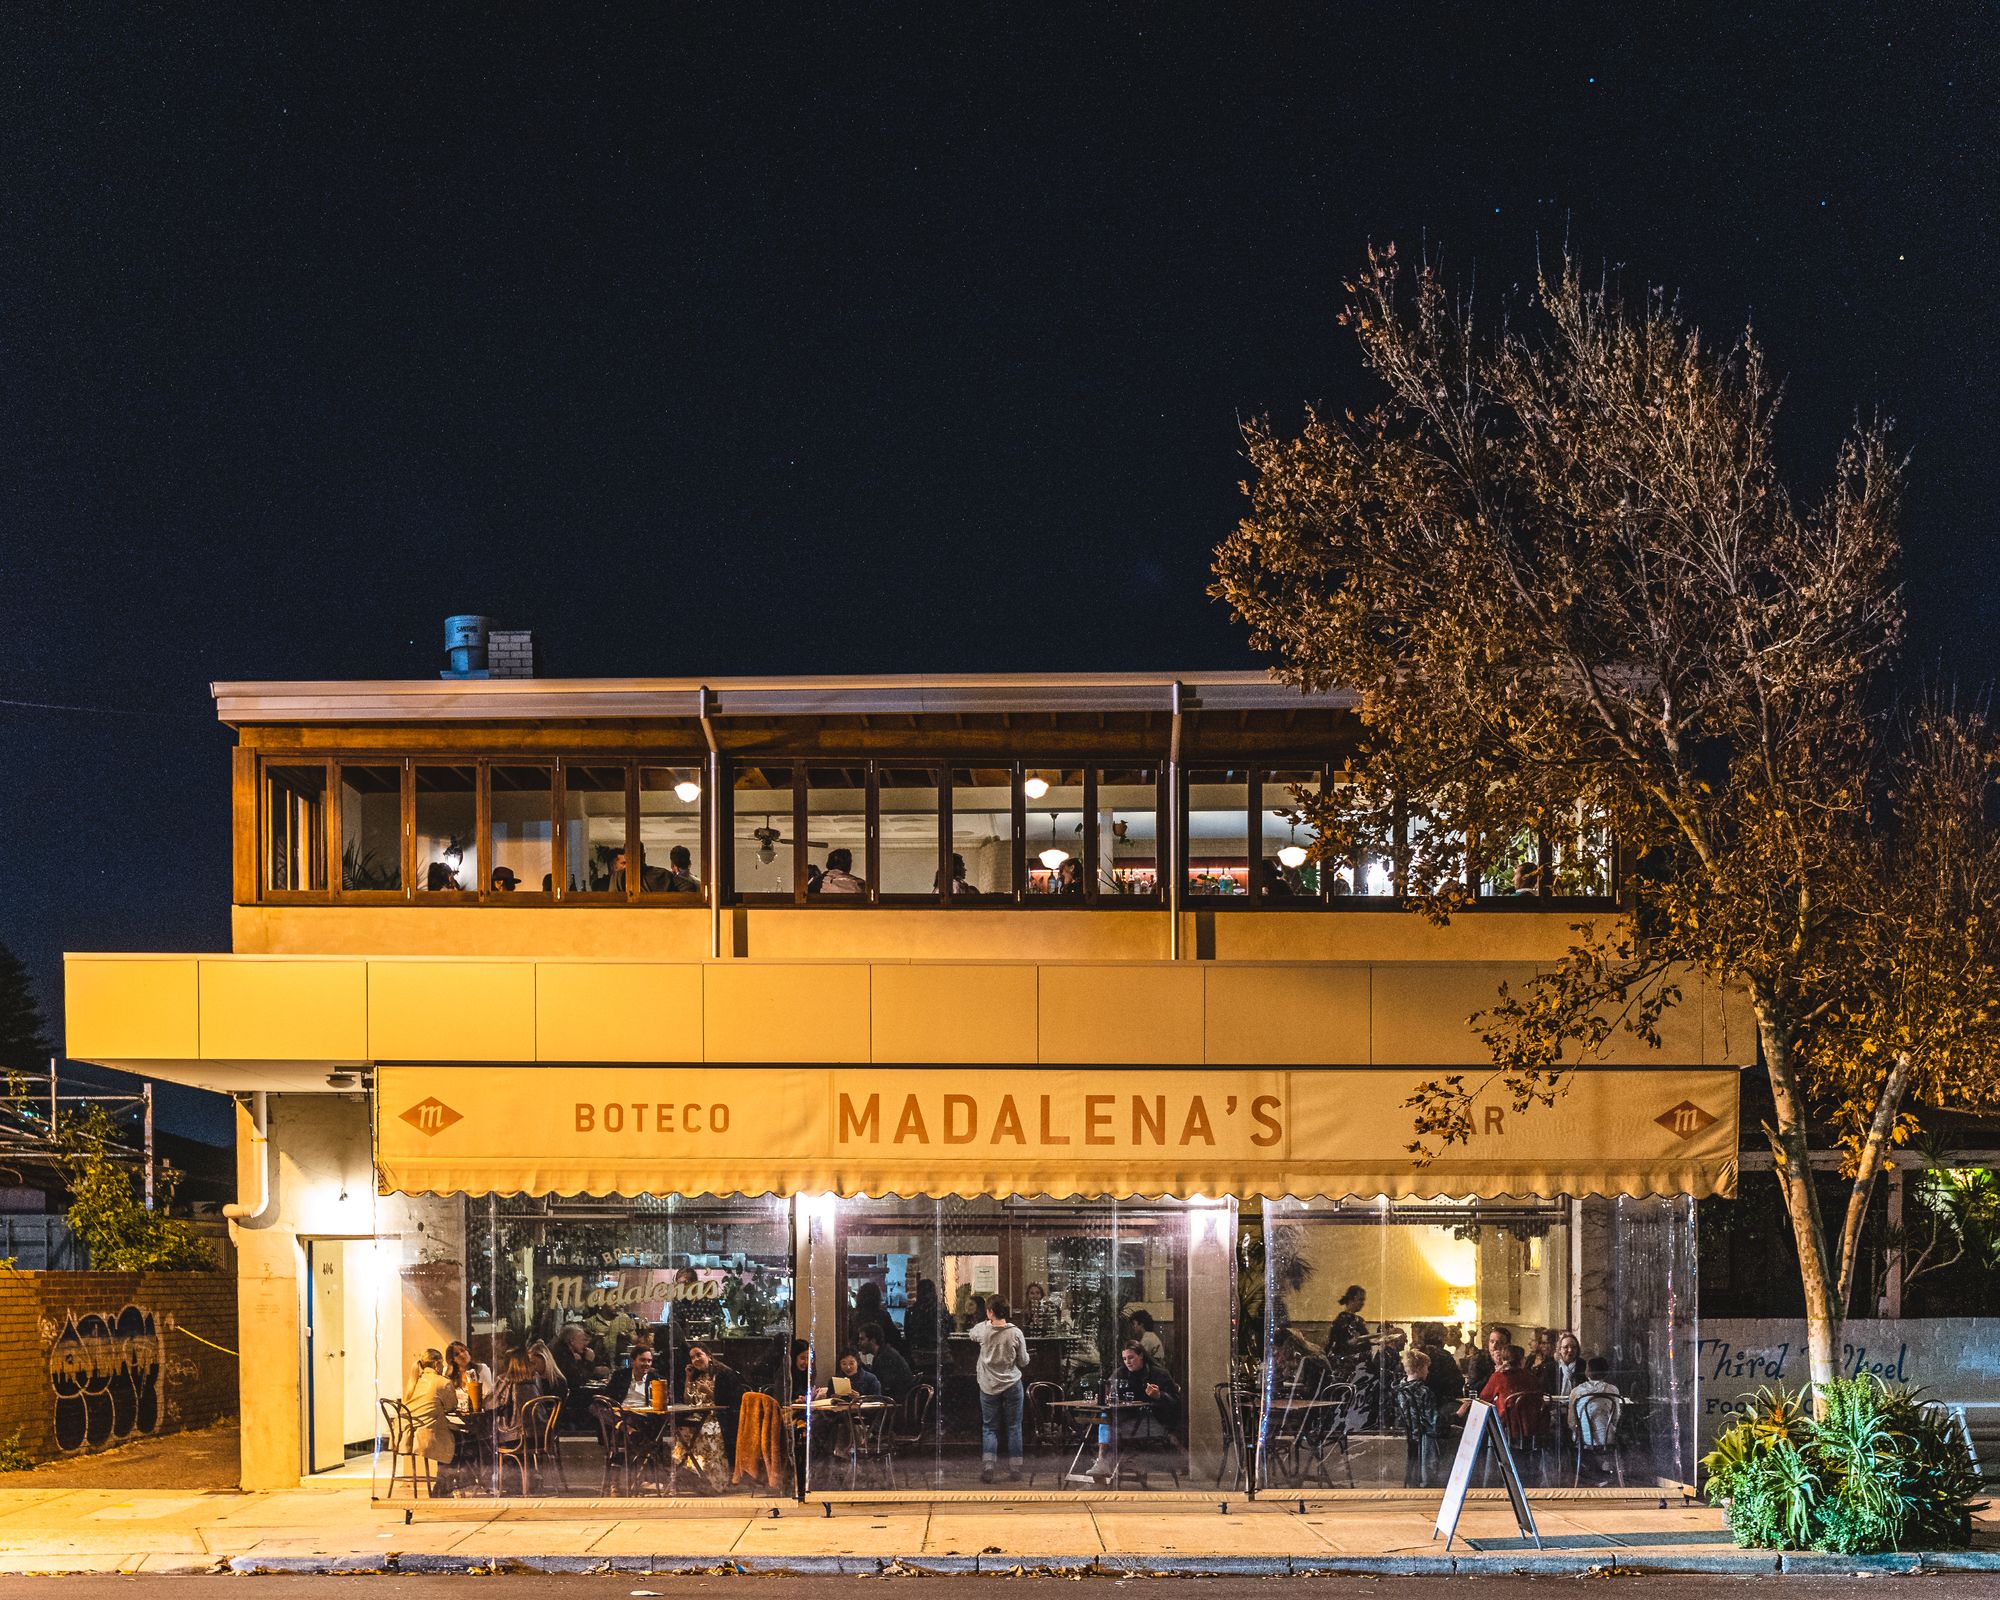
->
xmin=875 ymin=767 xmax=941 ymax=897
xmin=732 ymin=765 xmax=795 ymax=898
xmin=264 ymin=762 xmax=327 ymax=893
xmin=415 ymin=765 xmax=478 ymax=894
xmin=1480 ymin=828 xmax=1544 ymax=899
xmin=561 ymin=765 xmax=628 ymax=896
xmin=338 ymin=764 xmax=403 ymax=892
xmin=489 ymin=765 xmax=554 ymax=895
xmin=637 ymin=767 xmax=703 ymax=895
xmin=1023 ymin=769 xmax=1085 ymax=898
xmin=806 ymin=767 xmax=870 ymax=898
xmin=808 ymin=1195 xmax=1233 ymax=1491
xmin=1095 ymin=767 xmax=1159 ymax=899
xmin=1251 ymin=1195 xmax=1695 ymax=1492
xmin=1551 ymin=804 xmax=1615 ymax=899
xmin=366 ymin=1192 xmax=797 ymax=1500
xmin=1258 ymin=769 xmax=1321 ymax=901
xmin=948 ymin=767 xmax=1013 ymax=899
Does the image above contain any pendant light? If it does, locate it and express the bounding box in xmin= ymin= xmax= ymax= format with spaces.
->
xmin=1023 ymin=774 xmax=1050 ymax=800
xmin=1037 ymin=811 xmax=1068 ymax=871
xmin=1277 ymin=813 xmax=1309 ymax=870
xmin=673 ymin=777 xmax=701 ymax=803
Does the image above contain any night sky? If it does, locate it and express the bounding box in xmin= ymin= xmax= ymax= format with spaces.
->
xmin=4 ymin=5 xmax=1994 ymax=1143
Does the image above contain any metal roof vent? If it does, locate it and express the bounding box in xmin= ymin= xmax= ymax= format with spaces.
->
xmin=442 ymin=614 xmax=492 ymax=678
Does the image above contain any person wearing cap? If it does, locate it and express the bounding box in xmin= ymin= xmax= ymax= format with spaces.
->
xmin=490 ymin=865 xmax=521 ymax=891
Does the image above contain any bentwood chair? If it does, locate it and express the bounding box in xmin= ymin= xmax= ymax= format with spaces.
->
xmin=379 ymin=1398 xmax=433 ymax=1499
xmin=590 ymin=1397 xmax=642 ymax=1495
xmin=497 ymin=1394 xmax=562 ymax=1495
xmin=1213 ymin=1382 xmax=1251 ymax=1487
xmin=1571 ymin=1393 xmax=1627 ymax=1488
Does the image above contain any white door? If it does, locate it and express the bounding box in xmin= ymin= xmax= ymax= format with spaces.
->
xmin=307 ymin=1242 xmax=348 ymax=1473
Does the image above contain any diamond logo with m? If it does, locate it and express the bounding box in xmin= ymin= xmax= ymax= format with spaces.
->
xmin=1655 ymin=1101 xmax=1717 ymax=1141
xmin=400 ymin=1097 xmax=463 ymax=1137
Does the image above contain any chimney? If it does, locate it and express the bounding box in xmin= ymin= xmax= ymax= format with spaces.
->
xmin=486 ymin=629 xmax=540 ymax=679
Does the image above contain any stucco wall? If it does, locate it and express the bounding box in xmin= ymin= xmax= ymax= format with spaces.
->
xmin=0 ymin=1270 xmax=236 ymax=1464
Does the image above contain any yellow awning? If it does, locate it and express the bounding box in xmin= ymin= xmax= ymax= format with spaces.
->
xmin=374 ymin=1065 xmax=1738 ymax=1201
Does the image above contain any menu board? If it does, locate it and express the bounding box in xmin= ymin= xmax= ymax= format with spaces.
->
xmin=1433 ymin=1399 xmax=1540 ymax=1552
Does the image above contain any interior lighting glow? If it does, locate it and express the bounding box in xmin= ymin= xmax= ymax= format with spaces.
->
xmin=1038 ymin=846 xmax=1069 ymax=871
xmin=673 ymin=779 xmax=701 ymax=803
xmin=1023 ymin=775 xmax=1050 ymax=800
xmin=1277 ymin=844 xmax=1309 ymax=869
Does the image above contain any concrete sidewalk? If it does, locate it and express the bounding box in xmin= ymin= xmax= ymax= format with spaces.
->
xmin=0 ymin=1485 xmax=1993 ymax=1577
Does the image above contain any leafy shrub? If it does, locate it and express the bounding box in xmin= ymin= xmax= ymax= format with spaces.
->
xmin=57 ymin=1105 xmax=214 ymax=1271
xmin=1702 ymin=1375 xmax=1983 ymax=1552
xmin=0 ymin=1427 xmax=34 ymax=1472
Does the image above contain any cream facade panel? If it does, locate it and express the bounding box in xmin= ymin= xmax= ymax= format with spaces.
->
xmin=1038 ymin=965 xmax=1203 ymax=1064
xmin=1202 ymin=965 xmax=1371 ymax=1064
xmin=869 ymin=963 xmax=1040 ymax=1063
xmin=1370 ymin=962 xmax=1540 ymax=1064
xmin=703 ymin=963 xmax=870 ymax=1062
xmin=368 ymin=960 xmax=535 ymax=1062
xmin=535 ymin=962 xmax=703 ymax=1062
xmin=198 ymin=958 xmax=367 ymax=1062
xmin=64 ymin=956 xmax=199 ymax=1061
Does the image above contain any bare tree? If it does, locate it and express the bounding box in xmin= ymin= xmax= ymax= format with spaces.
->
xmin=1212 ymin=246 xmax=2000 ymax=1395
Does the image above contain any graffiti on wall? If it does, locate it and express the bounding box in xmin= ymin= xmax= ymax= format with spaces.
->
xmin=45 ymin=1305 xmax=163 ymax=1452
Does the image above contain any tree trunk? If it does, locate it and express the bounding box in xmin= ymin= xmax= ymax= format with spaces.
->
xmin=1834 ymin=1050 xmax=1915 ymax=1315
xmin=1754 ymin=1004 xmax=1842 ymax=1406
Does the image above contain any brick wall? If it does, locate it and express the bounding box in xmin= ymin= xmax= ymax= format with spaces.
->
xmin=0 ymin=1271 xmax=237 ymax=1463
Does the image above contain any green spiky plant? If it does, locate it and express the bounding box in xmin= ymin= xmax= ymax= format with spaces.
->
xmin=1702 ymin=1375 xmax=1983 ymax=1552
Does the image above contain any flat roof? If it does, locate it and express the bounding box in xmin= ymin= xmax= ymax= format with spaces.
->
xmin=211 ymin=671 xmax=1358 ymax=724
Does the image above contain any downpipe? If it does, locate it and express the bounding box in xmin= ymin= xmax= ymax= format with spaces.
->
xmin=222 ymin=1090 xmax=274 ymax=1227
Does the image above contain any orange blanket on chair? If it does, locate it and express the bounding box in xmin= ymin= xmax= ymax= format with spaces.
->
xmin=733 ymin=1390 xmax=784 ymax=1488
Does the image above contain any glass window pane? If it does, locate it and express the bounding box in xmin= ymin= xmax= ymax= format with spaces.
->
xmin=816 ymin=1196 xmax=1224 ymax=1492
xmin=948 ymin=767 xmax=1012 ymax=898
xmin=732 ymin=764 xmax=794 ymax=897
xmin=1551 ymin=804 xmax=1613 ymax=898
xmin=1320 ymin=777 xmax=1394 ymax=897
xmin=264 ymin=763 xmax=326 ymax=892
xmin=638 ymin=766 xmax=703 ymax=894
xmin=489 ymin=765 xmax=553 ymax=894
xmin=1481 ymin=828 xmax=1543 ymax=898
xmin=877 ymin=766 xmax=940 ymax=896
xmin=1256 ymin=1195 xmax=1599 ymax=1490
xmin=1186 ymin=770 xmax=1249 ymax=896
xmin=338 ymin=764 xmax=402 ymax=892
xmin=1259 ymin=769 xmax=1321 ymax=900
xmin=562 ymin=764 xmax=627 ymax=894
xmin=1023 ymin=768 xmax=1084 ymax=897
xmin=415 ymin=765 xmax=478 ymax=892
xmin=805 ymin=767 xmax=868 ymax=896
xmin=1404 ymin=812 xmax=1465 ymax=897
xmin=451 ymin=1191 xmax=796 ymax=1499
xmin=1094 ymin=767 xmax=1159 ymax=899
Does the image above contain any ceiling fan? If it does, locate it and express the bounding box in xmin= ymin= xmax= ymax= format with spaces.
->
xmin=750 ymin=816 xmax=826 ymax=865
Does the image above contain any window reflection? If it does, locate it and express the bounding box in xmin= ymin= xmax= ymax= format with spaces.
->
xmin=489 ymin=766 xmax=554 ymax=894
xmin=1023 ymin=768 xmax=1084 ymax=897
xmin=637 ymin=767 xmax=702 ymax=895
xmin=1186 ymin=770 xmax=1249 ymax=896
xmin=876 ymin=767 xmax=940 ymax=896
xmin=338 ymin=764 xmax=402 ymax=892
xmin=948 ymin=768 xmax=1012 ymax=899
xmin=805 ymin=768 xmax=868 ymax=897
xmin=1095 ymin=768 xmax=1158 ymax=899
xmin=1481 ymin=828 xmax=1544 ymax=899
xmin=732 ymin=765 xmax=794 ymax=897
xmin=561 ymin=765 xmax=628 ymax=895
xmin=265 ymin=763 xmax=326 ymax=893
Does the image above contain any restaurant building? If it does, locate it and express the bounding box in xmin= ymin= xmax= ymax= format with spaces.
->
xmin=64 ymin=669 xmax=1744 ymax=1500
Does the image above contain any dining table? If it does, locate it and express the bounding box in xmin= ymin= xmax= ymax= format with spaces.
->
xmin=621 ymin=1401 xmax=723 ymax=1494
xmin=1046 ymin=1397 xmax=1163 ymax=1487
xmin=783 ymin=1397 xmax=895 ymax=1488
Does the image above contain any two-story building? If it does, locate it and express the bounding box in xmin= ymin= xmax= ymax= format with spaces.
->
xmin=64 ymin=671 xmax=1743 ymax=1500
